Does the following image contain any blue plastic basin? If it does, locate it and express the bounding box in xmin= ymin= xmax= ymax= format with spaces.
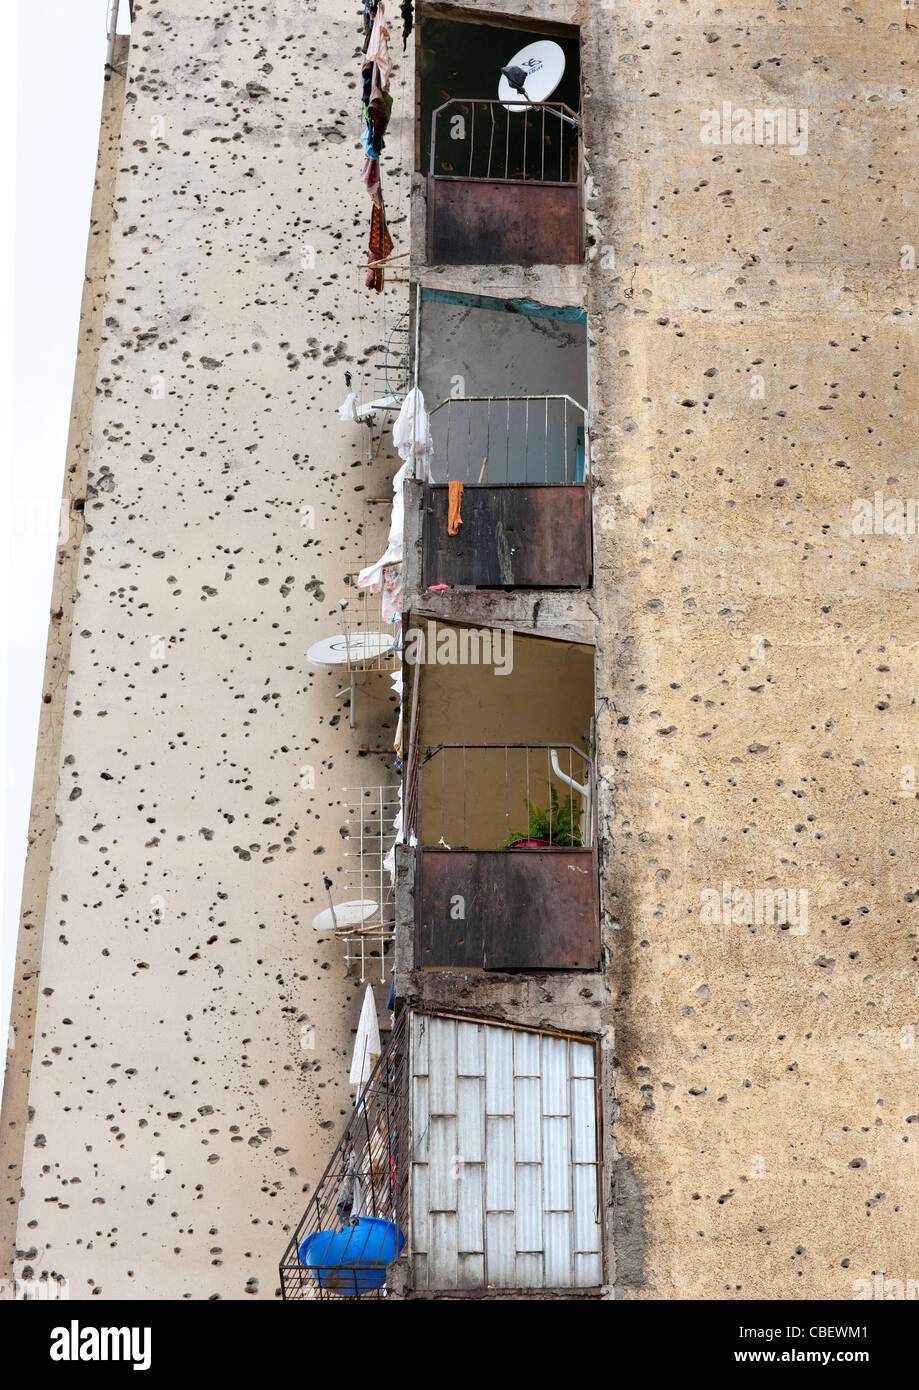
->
xmin=299 ymin=1216 xmax=405 ymax=1295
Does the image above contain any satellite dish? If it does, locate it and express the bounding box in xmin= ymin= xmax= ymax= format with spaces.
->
xmin=498 ymin=39 xmax=566 ymax=107
xmin=312 ymin=899 xmax=379 ymax=932
xmin=307 ymin=632 xmax=393 ymax=666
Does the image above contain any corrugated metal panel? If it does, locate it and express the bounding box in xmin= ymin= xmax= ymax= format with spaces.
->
xmin=457 ymin=1020 xmax=485 ymax=1075
xmin=541 ymin=1037 xmax=569 ymax=1115
xmin=573 ymin=1164 xmax=601 ymax=1253
xmin=456 ymin=1076 xmax=484 ymax=1163
xmin=411 ymin=1165 xmax=429 ymax=1254
xmin=571 ymin=1076 xmax=597 ymax=1163
xmin=515 ymin=1164 xmax=543 ymax=1252
xmin=484 ymin=1025 xmax=514 ymax=1113
xmin=457 ymin=1164 xmax=485 ymax=1253
xmin=429 ymin=1211 xmax=458 ymax=1288
xmin=411 ymin=1015 xmax=602 ymax=1292
xmin=412 ymin=1075 xmax=429 ymax=1162
xmin=543 ymin=1115 xmax=572 ymax=1210
xmin=514 ymin=1077 xmax=542 ymax=1163
xmin=486 ymin=1212 xmax=515 ymax=1287
xmin=429 ymin=1115 xmax=457 ymax=1212
xmin=484 ymin=1115 xmax=514 ymax=1210
xmin=514 ymin=1027 xmax=541 ymax=1077
xmin=429 ymin=1015 xmax=456 ymax=1115
xmin=544 ymin=1211 xmax=573 ymax=1286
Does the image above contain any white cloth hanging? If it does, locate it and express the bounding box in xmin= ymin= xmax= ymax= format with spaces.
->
xmin=349 ymin=984 xmax=382 ymax=1089
xmin=338 ymin=390 xmax=358 ymax=421
xmin=357 ymin=458 xmax=410 ymax=592
xmin=392 ymin=387 xmax=434 ymax=477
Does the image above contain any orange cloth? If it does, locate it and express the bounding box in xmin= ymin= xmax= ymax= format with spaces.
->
xmin=447 ymin=481 xmax=463 ymax=536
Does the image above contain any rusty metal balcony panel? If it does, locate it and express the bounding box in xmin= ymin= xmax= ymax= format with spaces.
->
xmin=421 ymin=483 xmax=591 ymax=589
xmin=428 ymin=177 xmax=581 ymax=267
xmin=416 ymin=848 xmax=599 ymax=971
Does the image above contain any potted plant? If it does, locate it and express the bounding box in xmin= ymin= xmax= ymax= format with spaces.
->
xmin=505 ymin=787 xmax=583 ymax=848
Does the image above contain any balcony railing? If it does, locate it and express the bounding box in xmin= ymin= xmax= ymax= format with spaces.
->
xmin=429 ymin=395 xmax=587 ymax=486
xmin=427 ymin=99 xmax=582 ymax=266
xmin=413 ymin=744 xmax=599 ymax=971
xmin=279 ymin=1010 xmax=409 ymax=1300
xmin=421 ymin=396 xmax=592 ymax=588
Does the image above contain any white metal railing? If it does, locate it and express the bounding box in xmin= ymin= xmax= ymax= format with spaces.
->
xmin=428 ymin=394 xmax=587 ymax=485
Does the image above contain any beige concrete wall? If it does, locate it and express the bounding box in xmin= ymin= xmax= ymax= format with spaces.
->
xmin=0 ymin=36 xmax=130 ymax=1281
xmin=585 ymin=2 xmax=919 ymax=1298
xmin=2 ymin=3 xmax=411 ymax=1299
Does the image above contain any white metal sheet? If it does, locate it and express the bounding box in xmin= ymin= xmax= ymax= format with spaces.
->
xmin=484 ymin=1114 xmax=514 ymax=1210
xmin=457 ymin=1020 xmax=485 ymax=1075
xmin=541 ymin=1035 xmax=570 ymax=1116
xmin=542 ymin=1115 xmax=572 ymax=1210
xmin=571 ymin=1076 xmax=598 ymax=1163
xmin=413 ymin=1013 xmax=429 ymax=1074
xmin=485 ymin=1211 xmax=516 ymax=1286
xmin=515 ymin=1252 xmax=544 ymax=1289
xmin=411 ymin=1163 xmax=429 ymax=1254
xmin=429 ymin=1016 xmax=456 ymax=1114
xmin=456 ymin=1076 xmax=485 ymax=1164
xmin=429 ymin=1211 xmax=458 ymax=1287
xmin=412 ymin=1075 xmax=429 ymax=1161
xmin=411 ymin=1015 xmax=602 ymax=1292
xmin=573 ymin=1163 xmax=601 ymax=1253
xmin=457 ymin=1163 xmax=485 ymax=1253
xmin=484 ymin=1025 xmax=514 ymax=1114
xmin=569 ymin=1037 xmax=596 ymax=1078
xmin=515 ymin=1163 xmax=543 ymax=1252
xmin=574 ymin=1251 xmax=603 ymax=1288
xmin=544 ymin=1210 xmax=573 ymax=1286
xmin=457 ymin=1253 xmax=486 ymax=1289
xmin=429 ymin=1114 xmax=458 ymax=1212
xmin=513 ymin=1027 xmax=541 ymax=1076
xmin=513 ymin=1076 xmax=542 ymax=1163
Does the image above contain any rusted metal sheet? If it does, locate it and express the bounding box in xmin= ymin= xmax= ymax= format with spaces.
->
xmin=416 ymin=849 xmax=599 ymax=970
xmin=428 ymin=177 xmax=581 ymax=267
xmin=422 ymin=484 xmax=592 ymax=589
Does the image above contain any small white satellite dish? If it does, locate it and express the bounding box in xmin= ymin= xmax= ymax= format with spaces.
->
xmin=498 ymin=39 xmax=566 ymax=108
xmin=312 ymin=899 xmax=378 ymax=933
xmin=307 ymin=632 xmax=393 ymax=666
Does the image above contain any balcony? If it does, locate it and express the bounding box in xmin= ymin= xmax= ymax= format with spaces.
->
xmin=412 ymin=743 xmax=599 ymax=972
xmin=427 ymin=99 xmax=582 ymax=267
xmin=422 ymin=394 xmax=591 ymax=590
xmin=279 ymin=1011 xmax=409 ymax=1301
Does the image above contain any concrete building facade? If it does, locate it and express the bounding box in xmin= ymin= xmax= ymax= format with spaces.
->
xmin=3 ymin=0 xmax=918 ymax=1303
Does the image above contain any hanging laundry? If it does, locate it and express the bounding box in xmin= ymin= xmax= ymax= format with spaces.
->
xmin=358 ymin=459 xmax=410 ymax=594
xmin=365 ymin=198 xmax=393 ymax=292
xmin=400 ymin=0 xmax=413 ymax=52
xmin=338 ymin=389 xmax=359 ymax=421
xmin=361 ymin=153 xmax=382 ymax=206
xmin=364 ymin=3 xmax=393 ymax=89
xmin=447 ymin=481 xmax=464 ymax=536
xmin=392 ymin=387 xmax=434 ymax=475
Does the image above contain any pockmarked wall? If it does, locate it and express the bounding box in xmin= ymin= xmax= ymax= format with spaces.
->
xmin=585 ymin=3 xmax=919 ymax=1299
xmin=1 ymin=0 xmax=411 ymax=1299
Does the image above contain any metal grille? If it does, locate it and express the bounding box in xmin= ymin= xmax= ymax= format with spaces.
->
xmin=339 ymin=785 xmax=399 ymax=984
xmin=279 ymin=1009 xmax=409 ymax=1301
xmin=417 ymin=742 xmax=592 ymax=851
xmin=429 ymin=394 xmax=587 ymax=485
xmin=430 ymin=99 xmax=580 ymax=184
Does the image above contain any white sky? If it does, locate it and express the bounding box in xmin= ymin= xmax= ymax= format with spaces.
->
xmin=2 ymin=1 xmax=132 ymax=1051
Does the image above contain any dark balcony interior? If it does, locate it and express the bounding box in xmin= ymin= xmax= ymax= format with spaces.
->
xmin=408 ymin=636 xmax=598 ymax=971
xmin=419 ymin=15 xmax=581 ymax=265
